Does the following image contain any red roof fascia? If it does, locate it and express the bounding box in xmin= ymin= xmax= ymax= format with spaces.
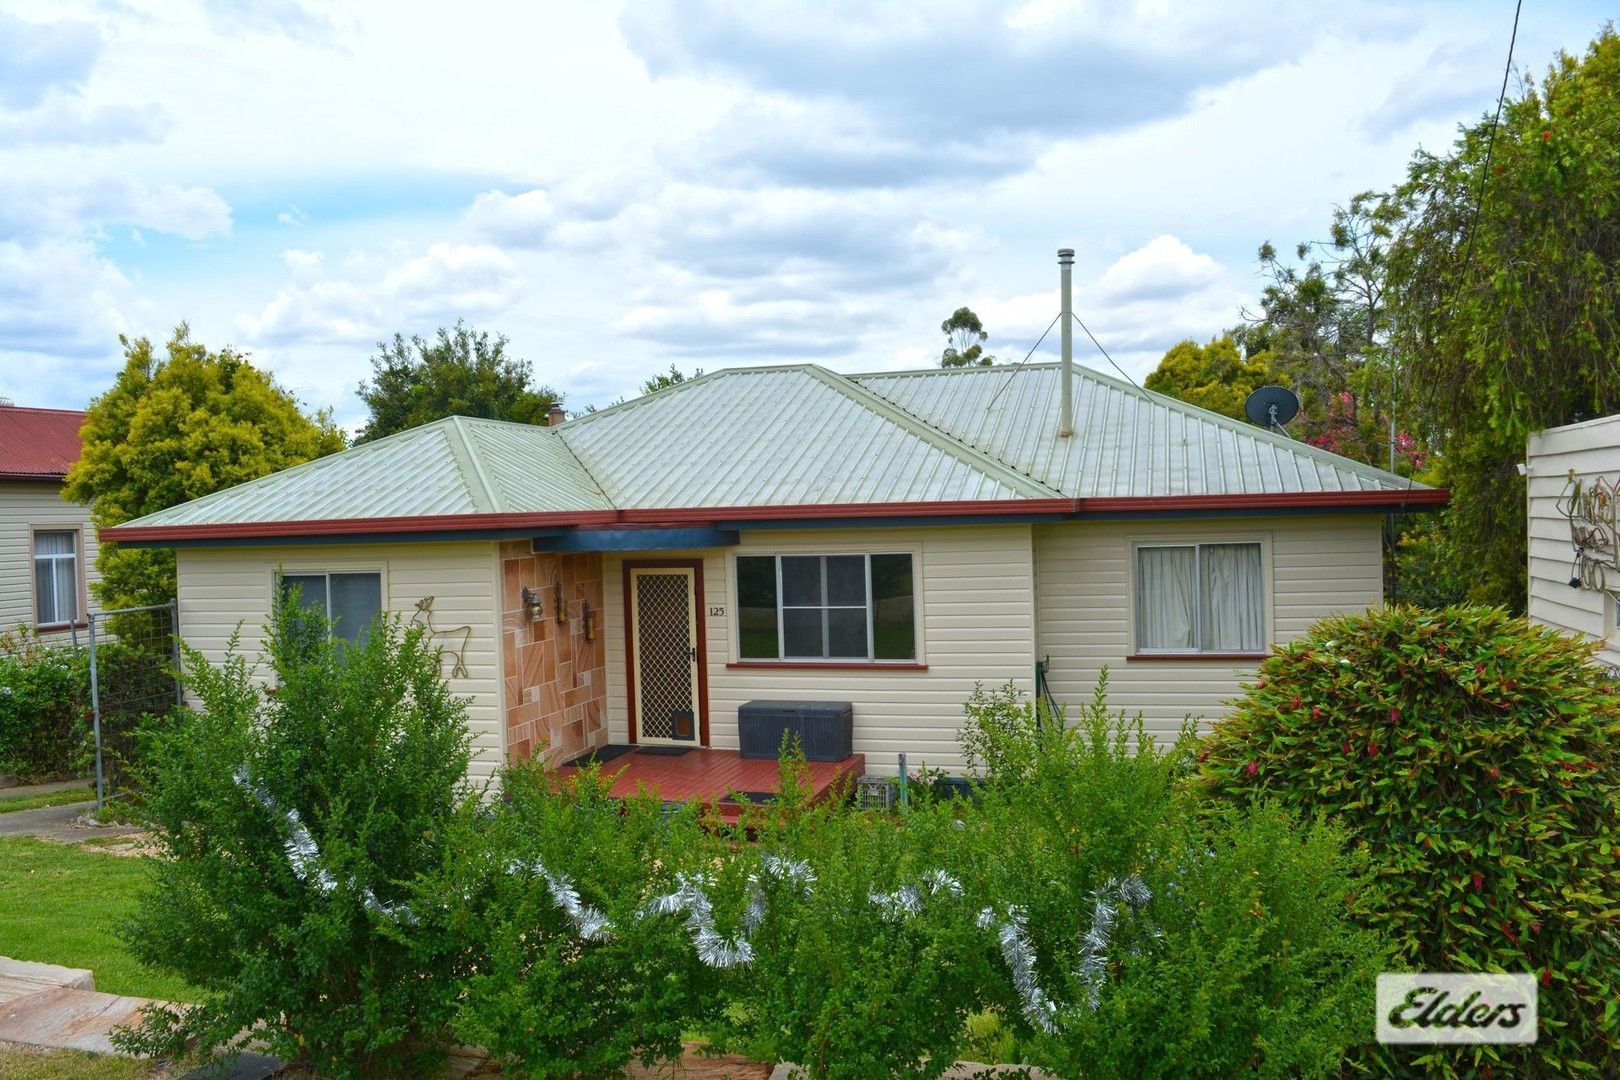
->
xmin=0 ymin=407 xmax=86 ymax=479
xmin=99 ymin=488 xmax=1446 ymax=545
xmin=1075 ymin=488 xmax=1450 ymax=513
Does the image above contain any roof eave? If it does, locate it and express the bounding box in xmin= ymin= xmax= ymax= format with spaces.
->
xmin=99 ymin=488 xmax=1447 ymax=547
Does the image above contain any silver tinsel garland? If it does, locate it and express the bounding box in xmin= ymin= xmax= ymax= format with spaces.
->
xmin=236 ymin=765 xmax=1155 ymax=1032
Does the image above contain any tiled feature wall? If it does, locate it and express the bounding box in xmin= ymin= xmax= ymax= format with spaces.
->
xmin=498 ymin=543 xmax=606 ymax=765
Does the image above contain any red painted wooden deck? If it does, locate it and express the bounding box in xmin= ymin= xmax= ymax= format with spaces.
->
xmin=569 ymin=747 xmax=864 ymax=824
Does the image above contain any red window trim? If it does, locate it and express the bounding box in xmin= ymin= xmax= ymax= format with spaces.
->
xmin=726 ymin=660 xmax=928 ymax=672
xmin=1126 ymin=652 xmax=1268 ymax=662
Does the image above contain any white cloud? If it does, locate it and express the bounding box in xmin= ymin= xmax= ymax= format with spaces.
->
xmin=0 ymin=174 xmax=231 ymax=243
xmin=0 ymin=12 xmax=101 ymax=108
xmin=0 ymin=95 xmax=167 ymax=146
xmin=465 ymin=188 xmax=556 ymax=249
xmin=1095 ymin=235 xmax=1224 ymax=304
xmin=239 ymin=242 xmax=523 ymax=347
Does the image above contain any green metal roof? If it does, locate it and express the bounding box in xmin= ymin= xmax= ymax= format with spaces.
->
xmin=111 ymin=362 xmax=1433 ymax=538
xmin=853 ymin=363 xmax=1424 ymax=499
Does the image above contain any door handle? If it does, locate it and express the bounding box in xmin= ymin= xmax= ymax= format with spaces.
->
xmin=688 ymin=645 xmax=698 ymax=662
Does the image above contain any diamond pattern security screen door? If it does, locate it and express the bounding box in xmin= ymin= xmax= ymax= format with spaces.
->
xmin=631 ymin=568 xmax=700 ymax=743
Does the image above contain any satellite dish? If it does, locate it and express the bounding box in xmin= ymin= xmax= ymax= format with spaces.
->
xmin=1243 ymin=385 xmax=1300 ymax=434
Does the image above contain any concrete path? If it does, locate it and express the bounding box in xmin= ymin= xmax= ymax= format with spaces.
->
xmin=0 ymin=958 xmax=94 ymax=1005
xmin=0 ymin=778 xmax=93 ymax=799
xmin=0 ymin=802 xmax=141 ymax=843
xmin=0 ymin=956 xmax=156 ymax=1057
xmin=0 ymin=986 xmax=161 ymax=1054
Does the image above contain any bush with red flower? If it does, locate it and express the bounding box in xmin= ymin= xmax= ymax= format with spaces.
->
xmin=1195 ymin=605 xmax=1620 ymax=1076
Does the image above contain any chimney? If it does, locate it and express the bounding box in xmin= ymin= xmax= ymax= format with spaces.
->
xmin=1058 ymin=247 xmax=1074 ymax=438
xmin=547 ymin=403 xmax=566 ymax=427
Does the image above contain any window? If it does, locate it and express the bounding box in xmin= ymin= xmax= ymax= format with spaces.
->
xmin=279 ymin=572 xmax=383 ymax=646
xmin=32 ymin=530 xmax=79 ymax=626
xmin=1134 ymin=542 xmax=1264 ymax=653
xmin=736 ymin=553 xmax=916 ymax=662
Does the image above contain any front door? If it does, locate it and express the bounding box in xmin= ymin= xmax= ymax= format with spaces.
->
xmin=628 ymin=565 xmax=704 ymax=745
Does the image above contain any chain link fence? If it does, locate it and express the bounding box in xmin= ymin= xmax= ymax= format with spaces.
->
xmin=87 ymin=600 xmax=183 ymax=809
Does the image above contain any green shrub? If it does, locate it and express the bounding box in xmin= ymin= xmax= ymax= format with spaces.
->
xmin=1026 ymin=805 xmax=1387 ymax=1078
xmin=707 ymin=763 xmax=1003 ymax=1080
xmin=961 ymin=677 xmax=1386 ymax=1077
xmin=434 ymin=762 xmax=722 ymax=1078
xmin=1196 ymin=605 xmax=1620 ymax=1075
xmin=0 ymin=629 xmax=86 ymax=779
xmin=116 ymin=600 xmax=475 ymax=1078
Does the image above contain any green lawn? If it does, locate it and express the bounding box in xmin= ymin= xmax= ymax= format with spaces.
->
xmin=0 ymin=785 xmax=94 ymax=814
xmin=0 ymin=837 xmax=197 ymax=1003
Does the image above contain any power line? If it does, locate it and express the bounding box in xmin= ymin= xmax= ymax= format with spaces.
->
xmin=1455 ymin=0 xmax=1524 ymax=295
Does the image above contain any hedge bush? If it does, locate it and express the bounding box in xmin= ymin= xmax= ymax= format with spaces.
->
xmin=1196 ymin=605 xmax=1620 ymax=1076
xmin=434 ymin=762 xmax=722 ymax=1079
xmin=707 ymin=764 xmax=1002 ymax=1080
xmin=961 ymin=677 xmax=1387 ymax=1077
xmin=118 ymin=601 xmax=476 ymax=1078
xmin=0 ymin=630 xmax=84 ymax=778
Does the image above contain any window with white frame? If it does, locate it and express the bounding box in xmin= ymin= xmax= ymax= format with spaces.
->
xmin=279 ymin=572 xmax=383 ymax=645
xmin=32 ymin=530 xmax=79 ymax=626
xmin=736 ymin=553 xmax=916 ymax=661
xmin=1134 ymin=542 xmax=1265 ymax=654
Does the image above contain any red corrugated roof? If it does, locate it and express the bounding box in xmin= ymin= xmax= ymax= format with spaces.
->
xmin=0 ymin=405 xmax=86 ymax=480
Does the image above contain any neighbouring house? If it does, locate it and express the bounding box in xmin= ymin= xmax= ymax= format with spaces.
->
xmin=0 ymin=403 xmax=97 ymax=638
xmin=102 ymin=358 xmax=1445 ymax=790
xmin=1526 ymin=413 xmax=1620 ymax=669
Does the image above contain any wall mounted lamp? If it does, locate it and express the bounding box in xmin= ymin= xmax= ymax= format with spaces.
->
xmin=554 ymin=580 xmax=568 ymax=624
xmin=520 ymin=586 xmax=543 ymax=621
xmin=582 ymin=599 xmax=596 ymax=641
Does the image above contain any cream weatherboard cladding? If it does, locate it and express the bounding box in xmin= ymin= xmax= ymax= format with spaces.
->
xmin=603 ymin=526 xmax=1039 ymax=774
xmin=175 ymin=542 xmax=506 ymax=781
xmin=0 ymin=481 xmax=99 ymax=634
xmin=1526 ymin=414 xmax=1620 ymax=668
xmin=1034 ymin=515 xmax=1385 ymax=746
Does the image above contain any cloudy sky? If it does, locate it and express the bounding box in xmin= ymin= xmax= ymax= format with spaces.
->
xmin=0 ymin=0 xmax=1609 ymax=429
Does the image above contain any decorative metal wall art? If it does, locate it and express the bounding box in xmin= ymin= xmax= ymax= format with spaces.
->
xmin=410 ymin=596 xmax=472 ymax=678
xmin=1557 ymin=471 xmax=1620 ymax=591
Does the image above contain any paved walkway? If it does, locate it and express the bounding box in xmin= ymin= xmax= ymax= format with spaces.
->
xmin=0 ymin=957 xmax=156 ymax=1056
xmin=0 ymin=778 xmax=93 ymax=799
xmin=0 ymin=802 xmax=141 ymax=843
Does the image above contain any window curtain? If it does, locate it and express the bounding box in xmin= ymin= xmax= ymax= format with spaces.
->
xmin=33 ymin=531 xmax=77 ymax=624
xmin=1136 ymin=546 xmax=1196 ymax=650
xmin=1200 ymin=543 xmax=1264 ymax=651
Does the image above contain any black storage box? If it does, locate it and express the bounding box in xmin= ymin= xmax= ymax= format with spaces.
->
xmin=738 ymin=700 xmax=854 ymax=762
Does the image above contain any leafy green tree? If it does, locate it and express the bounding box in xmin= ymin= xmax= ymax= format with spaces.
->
xmin=356 ymin=322 xmax=560 ymax=442
xmin=63 ymin=328 xmax=345 ymax=610
xmin=940 ymin=307 xmax=995 ymax=367
xmin=1143 ymin=335 xmax=1276 ymax=420
xmin=641 ymin=363 xmax=703 ymax=396
xmin=1386 ymin=29 xmax=1620 ymax=609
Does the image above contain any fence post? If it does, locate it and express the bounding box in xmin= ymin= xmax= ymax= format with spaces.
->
xmin=170 ymin=598 xmax=183 ymax=708
xmin=88 ymin=612 xmax=104 ymax=812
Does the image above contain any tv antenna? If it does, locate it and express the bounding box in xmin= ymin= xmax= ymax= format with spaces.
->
xmin=1243 ymin=385 xmax=1300 ymax=437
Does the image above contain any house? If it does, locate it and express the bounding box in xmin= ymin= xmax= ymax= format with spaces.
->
xmin=0 ymin=403 xmax=97 ymax=637
xmin=102 ymin=357 xmax=1445 ymax=787
xmin=1526 ymin=413 xmax=1620 ymax=669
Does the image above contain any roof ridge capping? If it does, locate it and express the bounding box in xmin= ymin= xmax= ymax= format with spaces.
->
xmin=558 ymin=364 xmax=770 ymax=429
xmin=798 ymin=365 xmax=1067 ymax=500
xmin=851 ymin=361 xmax=1426 ymax=492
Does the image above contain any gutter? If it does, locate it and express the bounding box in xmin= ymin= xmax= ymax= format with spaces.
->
xmin=100 ymin=488 xmax=1449 ymax=548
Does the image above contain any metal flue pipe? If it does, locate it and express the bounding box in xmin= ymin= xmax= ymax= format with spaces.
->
xmin=1058 ymin=247 xmax=1074 ymax=438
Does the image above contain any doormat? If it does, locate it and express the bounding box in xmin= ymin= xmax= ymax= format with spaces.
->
xmin=634 ymin=745 xmax=693 ymax=757
xmin=561 ymin=745 xmax=633 ymax=767
xmin=721 ymin=790 xmax=776 ymax=805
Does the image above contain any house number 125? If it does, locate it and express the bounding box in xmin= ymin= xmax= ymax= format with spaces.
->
xmin=708 ymin=606 xmax=725 ymax=617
